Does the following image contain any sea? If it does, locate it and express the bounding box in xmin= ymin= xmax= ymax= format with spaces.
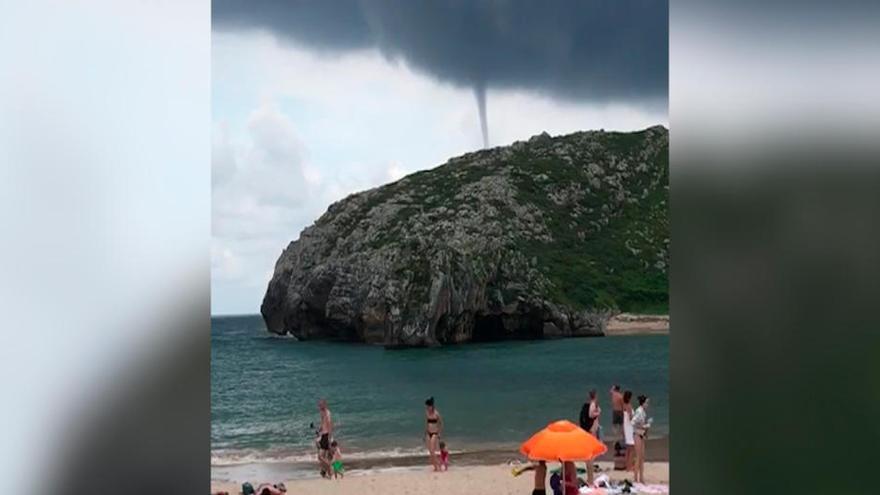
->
xmin=211 ymin=314 xmax=669 ymax=481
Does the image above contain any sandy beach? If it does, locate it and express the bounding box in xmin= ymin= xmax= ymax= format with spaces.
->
xmin=213 ymin=437 xmax=669 ymax=494
xmin=211 ymin=461 xmax=669 ymax=495
xmin=605 ymin=314 xmax=669 ymax=335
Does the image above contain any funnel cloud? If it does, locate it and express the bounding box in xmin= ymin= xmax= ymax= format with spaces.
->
xmin=213 ymin=0 xmax=667 ymax=147
xmin=474 ymin=83 xmax=489 ymax=148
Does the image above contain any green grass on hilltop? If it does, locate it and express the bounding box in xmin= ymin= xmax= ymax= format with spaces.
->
xmin=514 ymin=131 xmax=669 ymax=313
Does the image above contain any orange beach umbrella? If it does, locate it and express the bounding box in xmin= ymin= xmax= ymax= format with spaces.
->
xmin=520 ymin=419 xmax=607 ymax=461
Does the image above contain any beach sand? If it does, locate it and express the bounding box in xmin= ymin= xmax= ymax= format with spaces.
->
xmin=605 ymin=314 xmax=669 ymax=335
xmin=212 ymin=461 xmax=669 ymax=495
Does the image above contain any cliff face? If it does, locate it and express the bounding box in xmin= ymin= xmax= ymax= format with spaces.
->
xmin=262 ymin=126 xmax=668 ymax=347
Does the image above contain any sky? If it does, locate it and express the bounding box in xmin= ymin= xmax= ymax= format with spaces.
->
xmin=211 ymin=1 xmax=669 ymax=315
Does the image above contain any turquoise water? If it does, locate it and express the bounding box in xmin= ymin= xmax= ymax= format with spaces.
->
xmin=212 ymin=315 xmax=668 ymax=469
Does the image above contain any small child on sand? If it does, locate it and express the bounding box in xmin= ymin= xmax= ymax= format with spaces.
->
xmin=330 ymin=440 xmax=344 ymax=479
xmin=439 ymin=441 xmax=449 ymax=471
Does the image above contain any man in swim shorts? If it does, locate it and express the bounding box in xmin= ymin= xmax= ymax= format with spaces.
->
xmin=317 ymin=399 xmax=333 ymax=477
xmin=610 ymin=385 xmax=624 ymax=439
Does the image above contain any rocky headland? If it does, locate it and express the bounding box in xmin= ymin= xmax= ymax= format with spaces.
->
xmin=262 ymin=126 xmax=668 ymax=347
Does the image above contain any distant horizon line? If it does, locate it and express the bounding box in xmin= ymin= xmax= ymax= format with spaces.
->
xmin=212 ymin=312 xmax=261 ymax=318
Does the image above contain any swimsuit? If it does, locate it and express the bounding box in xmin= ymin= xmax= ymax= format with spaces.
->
xmin=319 ymin=433 xmax=330 ymax=450
xmin=332 ymin=460 xmax=344 ymax=473
xmin=426 ymin=416 xmax=439 ymax=438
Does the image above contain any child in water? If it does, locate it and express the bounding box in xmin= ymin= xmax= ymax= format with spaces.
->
xmin=439 ymin=441 xmax=449 ymax=471
xmin=330 ymin=441 xmax=344 ymax=479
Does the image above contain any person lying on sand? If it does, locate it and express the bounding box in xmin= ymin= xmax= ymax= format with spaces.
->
xmin=254 ymin=483 xmax=286 ymax=495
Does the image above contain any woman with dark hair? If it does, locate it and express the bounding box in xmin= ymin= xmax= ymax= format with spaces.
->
xmin=578 ymin=389 xmax=600 ymax=485
xmin=630 ymin=395 xmax=652 ymax=482
xmin=424 ymin=397 xmax=443 ymax=471
xmin=622 ymin=391 xmax=635 ymax=471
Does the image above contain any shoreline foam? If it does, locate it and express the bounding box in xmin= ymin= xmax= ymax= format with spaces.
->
xmin=212 ymin=437 xmax=669 ymax=483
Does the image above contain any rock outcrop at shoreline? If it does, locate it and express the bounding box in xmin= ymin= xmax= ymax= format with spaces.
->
xmin=262 ymin=126 xmax=669 ymax=347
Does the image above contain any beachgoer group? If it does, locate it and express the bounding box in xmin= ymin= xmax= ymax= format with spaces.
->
xmin=310 ymin=396 xmax=449 ymax=477
xmin=598 ymin=386 xmax=652 ymax=483
xmin=306 ymin=389 xmax=651 ymax=490
xmin=315 ymin=399 xmax=345 ymax=479
xmin=572 ymin=386 xmax=653 ymax=488
xmin=588 ymin=386 xmax=654 ymax=483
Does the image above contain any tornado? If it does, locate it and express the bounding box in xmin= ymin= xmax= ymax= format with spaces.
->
xmin=474 ymin=83 xmax=489 ymax=148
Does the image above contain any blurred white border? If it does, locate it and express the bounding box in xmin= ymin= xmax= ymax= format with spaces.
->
xmin=0 ymin=0 xmax=209 ymax=489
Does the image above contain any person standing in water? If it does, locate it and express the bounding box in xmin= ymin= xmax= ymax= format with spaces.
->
xmin=424 ymin=396 xmax=443 ymax=471
xmin=317 ymin=399 xmax=333 ymax=478
xmin=610 ymin=385 xmax=624 ymax=439
xmin=438 ymin=441 xmax=450 ymax=471
xmin=330 ymin=440 xmax=344 ymax=479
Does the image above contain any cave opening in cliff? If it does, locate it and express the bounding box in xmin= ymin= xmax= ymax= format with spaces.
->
xmin=472 ymin=314 xmax=506 ymax=342
xmin=472 ymin=313 xmax=543 ymax=342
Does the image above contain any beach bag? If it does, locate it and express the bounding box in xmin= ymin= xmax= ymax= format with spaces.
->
xmin=241 ymin=482 xmax=255 ymax=495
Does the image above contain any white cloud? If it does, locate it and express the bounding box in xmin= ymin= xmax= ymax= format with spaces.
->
xmin=386 ymin=162 xmax=408 ymax=182
xmin=212 ymin=121 xmax=237 ymax=187
xmin=241 ymin=102 xmax=307 ymax=207
xmin=211 ymin=244 xmax=244 ymax=282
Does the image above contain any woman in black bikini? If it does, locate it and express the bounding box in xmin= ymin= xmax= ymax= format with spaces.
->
xmin=424 ymin=397 xmax=443 ymax=471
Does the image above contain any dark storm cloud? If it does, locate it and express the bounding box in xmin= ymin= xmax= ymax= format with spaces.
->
xmin=214 ymin=0 xmax=667 ymax=147
xmin=213 ymin=0 xmax=667 ymax=102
